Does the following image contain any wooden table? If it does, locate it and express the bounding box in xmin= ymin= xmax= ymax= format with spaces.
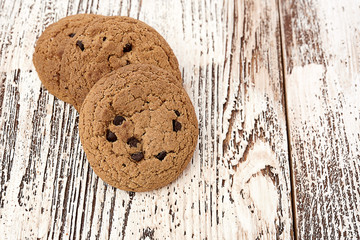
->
xmin=1 ymin=0 xmax=359 ymax=239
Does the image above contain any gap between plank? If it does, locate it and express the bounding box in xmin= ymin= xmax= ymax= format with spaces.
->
xmin=276 ymin=1 xmax=298 ymax=239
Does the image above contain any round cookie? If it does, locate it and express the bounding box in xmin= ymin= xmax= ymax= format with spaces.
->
xmin=61 ymin=16 xmax=182 ymax=110
xmin=79 ymin=64 xmax=198 ymax=192
xmin=33 ymin=14 xmax=102 ymax=103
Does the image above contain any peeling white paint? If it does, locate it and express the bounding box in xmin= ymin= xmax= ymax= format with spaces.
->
xmin=0 ymin=0 xmax=293 ymax=239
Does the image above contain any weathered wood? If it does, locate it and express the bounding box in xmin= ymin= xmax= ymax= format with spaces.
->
xmin=279 ymin=0 xmax=360 ymax=239
xmin=0 ymin=0 xmax=293 ymax=239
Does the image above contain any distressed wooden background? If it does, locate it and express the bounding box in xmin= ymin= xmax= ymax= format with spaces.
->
xmin=0 ymin=0 xmax=359 ymax=239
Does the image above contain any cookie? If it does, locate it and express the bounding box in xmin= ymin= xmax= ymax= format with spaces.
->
xmin=61 ymin=16 xmax=182 ymax=110
xmin=79 ymin=64 xmax=198 ymax=192
xmin=33 ymin=14 xmax=101 ymax=103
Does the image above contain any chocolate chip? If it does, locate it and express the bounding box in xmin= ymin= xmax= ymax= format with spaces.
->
xmin=113 ymin=116 xmax=125 ymax=125
xmin=106 ymin=130 xmax=117 ymax=142
xmin=123 ymin=43 xmax=132 ymax=52
xmin=126 ymin=60 xmax=131 ymax=65
xmin=174 ymin=110 xmax=180 ymax=116
xmin=127 ymin=137 xmax=139 ymax=147
xmin=69 ymin=33 xmax=75 ymax=37
xmin=131 ymin=152 xmax=144 ymax=161
xmin=155 ymin=151 xmax=167 ymax=160
xmin=172 ymin=120 xmax=182 ymax=132
xmin=76 ymin=40 xmax=85 ymax=51
xmin=122 ymin=163 xmax=126 ymax=167
xmin=103 ymin=37 xmax=107 ymax=41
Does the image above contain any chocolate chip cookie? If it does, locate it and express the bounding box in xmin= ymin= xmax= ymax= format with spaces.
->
xmin=61 ymin=16 xmax=182 ymax=110
xmin=33 ymin=14 xmax=101 ymax=103
xmin=79 ymin=64 xmax=198 ymax=192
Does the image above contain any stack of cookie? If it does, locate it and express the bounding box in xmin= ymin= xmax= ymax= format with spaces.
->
xmin=33 ymin=14 xmax=198 ymax=192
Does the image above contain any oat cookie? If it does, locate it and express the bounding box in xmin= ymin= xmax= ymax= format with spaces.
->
xmin=61 ymin=16 xmax=182 ymax=110
xmin=33 ymin=14 xmax=101 ymax=103
xmin=79 ymin=64 xmax=198 ymax=192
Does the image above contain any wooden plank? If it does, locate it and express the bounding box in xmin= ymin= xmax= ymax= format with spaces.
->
xmin=0 ymin=0 xmax=293 ymax=239
xmin=279 ymin=0 xmax=360 ymax=239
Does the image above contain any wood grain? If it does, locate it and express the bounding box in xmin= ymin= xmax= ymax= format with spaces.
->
xmin=279 ymin=0 xmax=360 ymax=239
xmin=0 ymin=0 xmax=293 ymax=239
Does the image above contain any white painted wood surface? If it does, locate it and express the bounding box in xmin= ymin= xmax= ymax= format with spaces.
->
xmin=279 ymin=0 xmax=360 ymax=239
xmin=7 ymin=0 xmax=360 ymax=239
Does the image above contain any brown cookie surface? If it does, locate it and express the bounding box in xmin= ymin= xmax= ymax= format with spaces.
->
xmin=79 ymin=64 xmax=198 ymax=192
xmin=33 ymin=14 xmax=101 ymax=103
xmin=61 ymin=16 xmax=182 ymax=110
